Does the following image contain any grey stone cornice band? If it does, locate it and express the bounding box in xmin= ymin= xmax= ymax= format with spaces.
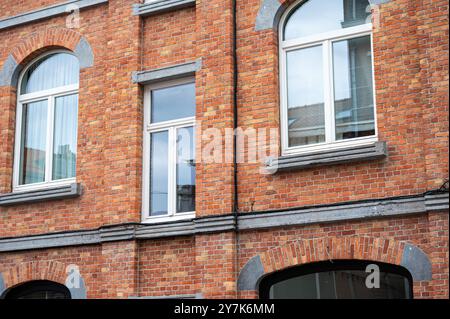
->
xmin=133 ymin=0 xmax=196 ymax=17
xmin=0 ymin=0 xmax=108 ymax=30
xmin=238 ymin=191 xmax=445 ymax=231
xmin=132 ymin=59 xmax=202 ymax=84
xmin=0 ymin=192 xmax=447 ymax=253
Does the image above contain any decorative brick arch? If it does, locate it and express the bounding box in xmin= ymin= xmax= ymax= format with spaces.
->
xmin=237 ymin=236 xmax=432 ymax=291
xmin=0 ymin=260 xmax=87 ymax=299
xmin=0 ymin=26 xmax=94 ymax=87
xmin=254 ymin=0 xmax=393 ymax=31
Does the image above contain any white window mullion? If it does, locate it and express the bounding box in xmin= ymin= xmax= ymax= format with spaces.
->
xmin=323 ymin=40 xmax=333 ymax=144
xmin=13 ymin=102 xmax=23 ymax=187
xmin=369 ymin=33 xmax=379 ymax=138
xmin=280 ymin=48 xmax=288 ymax=152
xmin=142 ymin=130 xmax=150 ymax=219
xmin=328 ymin=39 xmax=336 ymax=143
xmin=45 ymin=96 xmax=55 ymax=183
xmin=168 ymin=127 xmax=176 ymax=216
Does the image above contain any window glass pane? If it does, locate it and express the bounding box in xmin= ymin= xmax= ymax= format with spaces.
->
xmin=150 ymin=131 xmax=169 ymax=216
xmin=151 ymin=82 xmax=195 ymax=123
xmin=269 ymin=273 xmax=317 ymax=299
xmin=4 ymin=281 xmax=71 ymax=299
xmin=264 ymin=266 xmax=411 ymax=299
xmin=284 ymin=0 xmax=371 ymax=40
xmin=317 ymin=272 xmax=336 ymax=299
xmin=332 ymin=270 xmax=410 ymax=299
xmin=21 ymin=53 xmax=79 ymax=94
xmin=19 ymin=100 xmax=48 ymax=185
xmin=52 ymin=94 xmax=78 ymax=180
xmin=176 ymin=126 xmax=195 ymax=213
xmin=287 ymin=45 xmax=325 ymax=147
xmin=333 ymin=35 xmax=375 ymax=140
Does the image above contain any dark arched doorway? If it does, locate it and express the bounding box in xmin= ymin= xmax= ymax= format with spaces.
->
xmin=3 ymin=280 xmax=71 ymax=299
xmin=259 ymin=260 xmax=413 ymax=299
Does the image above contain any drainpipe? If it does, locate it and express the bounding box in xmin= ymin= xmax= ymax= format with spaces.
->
xmin=232 ymin=0 xmax=240 ymax=298
xmin=232 ymin=0 xmax=239 ymax=217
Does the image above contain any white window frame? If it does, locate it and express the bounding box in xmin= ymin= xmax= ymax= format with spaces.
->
xmin=12 ymin=50 xmax=79 ymax=193
xmin=142 ymin=77 xmax=196 ymax=223
xmin=279 ymin=1 xmax=378 ymax=156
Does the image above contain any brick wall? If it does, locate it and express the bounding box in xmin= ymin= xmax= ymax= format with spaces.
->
xmin=235 ymin=0 xmax=449 ymax=213
xmin=0 ymin=0 xmax=448 ymax=299
xmin=138 ymin=237 xmax=197 ymax=297
xmin=238 ymin=213 xmax=449 ymax=299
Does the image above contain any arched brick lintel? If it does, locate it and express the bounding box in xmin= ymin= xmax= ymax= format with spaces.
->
xmin=0 ymin=27 xmax=94 ymax=87
xmin=254 ymin=0 xmax=393 ymax=31
xmin=0 ymin=260 xmax=86 ymax=299
xmin=237 ymin=236 xmax=432 ymax=291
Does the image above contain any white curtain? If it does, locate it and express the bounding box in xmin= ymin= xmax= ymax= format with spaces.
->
xmin=19 ymin=52 xmax=79 ymax=185
xmin=20 ymin=100 xmax=47 ymax=184
xmin=21 ymin=53 xmax=79 ymax=93
xmin=53 ymin=94 xmax=78 ymax=180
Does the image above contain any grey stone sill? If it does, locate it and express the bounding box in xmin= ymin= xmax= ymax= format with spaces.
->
xmin=266 ymin=141 xmax=387 ymax=172
xmin=133 ymin=0 xmax=195 ymax=17
xmin=0 ymin=0 xmax=108 ymax=30
xmin=0 ymin=183 xmax=82 ymax=206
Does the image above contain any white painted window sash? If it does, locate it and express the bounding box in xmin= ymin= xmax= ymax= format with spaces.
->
xmin=18 ymin=84 xmax=79 ymax=103
xmin=44 ymin=95 xmax=55 ymax=184
xmin=142 ymin=78 xmax=196 ymax=223
xmin=13 ymin=93 xmax=79 ymax=192
xmin=280 ymin=20 xmax=377 ymax=156
xmin=281 ymin=23 xmax=373 ymax=49
xmin=13 ymin=50 xmax=79 ymax=193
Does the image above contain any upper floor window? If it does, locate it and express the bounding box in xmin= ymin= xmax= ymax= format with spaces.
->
xmin=280 ymin=0 xmax=377 ymax=155
xmin=142 ymin=78 xmax=196 ymax=223
xmin=13 ymin=51 xmax=79 ymax=191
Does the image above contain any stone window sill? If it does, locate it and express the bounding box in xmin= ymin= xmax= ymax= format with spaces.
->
xmin=0 ymin=183 xmax=82 ymax=206
xmin=266 ymin=141 xmax=387 ymax=172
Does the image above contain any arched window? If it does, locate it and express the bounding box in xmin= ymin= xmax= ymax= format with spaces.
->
xmin=280 ymin=0 xmax=377 ymax=154
xmin=259 ymin=260 xmax=413 ymax=299
xmin=3 ymin=280 xmax=71 ymax=299
xmin=13 ymin=51 xmax=79 ymax=191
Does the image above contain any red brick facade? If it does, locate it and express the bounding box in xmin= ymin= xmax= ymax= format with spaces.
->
xmin=0 ymin=0 xmax=448 ymax=299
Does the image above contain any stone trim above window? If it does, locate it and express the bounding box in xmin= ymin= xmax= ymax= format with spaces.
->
xmin=132 ymin=59 xmax=201 ymax=85
xmin=0 ymin=183 xmax=82 ymax=206
xmin=133 ymin=0 xmax=195 ymax=17
xmin=265 ymin=141 xmax=387 ymax=172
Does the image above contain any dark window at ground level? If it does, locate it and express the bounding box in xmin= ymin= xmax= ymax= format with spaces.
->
xmin=259 ymin=260 xmax=412 ymax=299
xmin=3 ymin=280 xmax=71 ymax=299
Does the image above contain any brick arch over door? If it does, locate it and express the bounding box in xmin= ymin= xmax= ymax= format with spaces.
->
xmin=0 ymin=26 xmax=94 ymax=87
xmin=0 ymin=260 xmax=86 ymax=299
xmin=237 ymin=236 xmax=432 ymax=292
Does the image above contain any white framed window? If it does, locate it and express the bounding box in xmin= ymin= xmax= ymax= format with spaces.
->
xmin=13 ymin=50 xmax=79 ymax=192
xmin=280 ymin=0 xmax=378 ymax=155
xmin=142 ymin=77 xmax=196 ymax=223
